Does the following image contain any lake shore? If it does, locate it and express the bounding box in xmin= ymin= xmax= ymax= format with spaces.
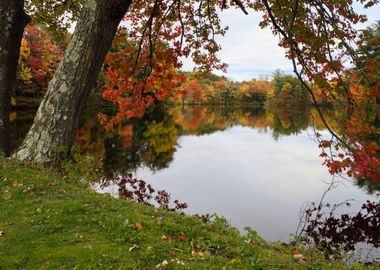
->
xmin=0 ymin=158 xmax=378 ymax=269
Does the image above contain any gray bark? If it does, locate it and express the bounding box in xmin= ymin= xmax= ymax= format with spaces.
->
xmin=0 ymin=0 xmax=30 ymax=156
xmin=14 ymin=0 xmax=132 ymax=164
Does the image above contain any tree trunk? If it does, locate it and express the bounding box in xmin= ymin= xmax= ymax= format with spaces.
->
xmin=0 ymin=1 xmax=30 ymax=156
xmin=14 ymin=0 xmax=132 ymax=164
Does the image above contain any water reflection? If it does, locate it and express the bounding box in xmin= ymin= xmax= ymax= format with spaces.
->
xmin=12 ymin=103 xmax=380 ymax=251
xmin=76 ymin=105 xmax=380 ymax=243
xmin=125 ymin=125 xmax=378 ymax=259
xmin=74 ymin=105 xmax=338 ymax=175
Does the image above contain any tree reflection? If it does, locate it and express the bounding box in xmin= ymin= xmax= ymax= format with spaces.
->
xmin=72 ymin=104 xmax=284 ymax=174
xmin=270 ymin=104 xmax=310 ymax=140
xmin=13 ymin=100 xmax=378 ymax=197
xmin=76 ymin=104 xmax=337 ymax=174
xmin=101 ymin=106 xmax=178 ymax=174
xmin=142 ymin=119 xmax=177 ymax=171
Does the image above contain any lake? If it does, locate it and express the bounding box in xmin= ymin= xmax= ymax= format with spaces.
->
xmin=13 ymin=104 xmax=380 ymax=258
xmin=73 ymin=106 xmax=379 ymax=239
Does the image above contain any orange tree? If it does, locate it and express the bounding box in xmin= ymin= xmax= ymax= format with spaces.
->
xmin=99 ymin=29 xmax=186 ymax=129
xmin=17 ymin=25 xmax=63 ymax=97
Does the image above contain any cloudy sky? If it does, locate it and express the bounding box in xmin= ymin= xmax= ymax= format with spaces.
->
xmin=182 ymin=4 xmax=380 ymax=82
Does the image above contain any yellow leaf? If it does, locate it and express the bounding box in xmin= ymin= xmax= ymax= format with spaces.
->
xmin=9 ymin=112 xmax=17 ymax=122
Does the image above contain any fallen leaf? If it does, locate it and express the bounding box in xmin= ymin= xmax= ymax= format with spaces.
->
xmin=135 ymin=221 xmax=142 ymax=230
xmin=12 ymin=181 xmax=17 ymax=187
xmin=178 ymin=234 xmax=186 ymax=241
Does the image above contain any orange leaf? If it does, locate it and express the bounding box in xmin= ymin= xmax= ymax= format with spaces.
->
xmin=178 ymin=234 xmax=186 ymax=241
xmin=135 ymin=221 xmax=143 ymax=230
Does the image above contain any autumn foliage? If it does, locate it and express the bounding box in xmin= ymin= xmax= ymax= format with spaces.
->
xmin=98 ymin=0 xmax=231 ymax=128
xmin=17 ymin=25 xmax=63 ymax=96
xmin=99 ymin=29 xmax=185 ymax=129
xmin=17 ymin=2 xmax=380 ymax=183
xmin=252 ymin=1 xmax=380 ymax=182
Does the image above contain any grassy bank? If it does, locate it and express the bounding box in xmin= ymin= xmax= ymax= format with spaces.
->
xmin=0 ymin=158 xmax=377 ymax=269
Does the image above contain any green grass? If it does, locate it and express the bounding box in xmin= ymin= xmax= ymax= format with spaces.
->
xmin=0 ymin=158 xmax=377 ymax=269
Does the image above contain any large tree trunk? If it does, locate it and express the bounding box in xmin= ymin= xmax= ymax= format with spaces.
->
xmin=0 ymin=1 xmax=30 ymax=156
xmin=14 ymin=0 xmax=132 ymax=164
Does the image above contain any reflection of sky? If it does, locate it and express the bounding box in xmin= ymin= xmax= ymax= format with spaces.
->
xmin=134 ymin=126 xmax=378 ymax=241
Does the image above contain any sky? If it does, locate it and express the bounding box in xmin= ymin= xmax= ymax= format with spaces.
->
xmin=181 ymin=4 xmax=380 ymax=82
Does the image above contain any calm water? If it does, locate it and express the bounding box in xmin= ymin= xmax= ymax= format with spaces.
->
xmin=75 ymin=105 xmax=379 ymax=243
xmin=132 ymin=127 xmax=377 ymax=241
xmin=12 ymin=104 xmax=380 ymax=247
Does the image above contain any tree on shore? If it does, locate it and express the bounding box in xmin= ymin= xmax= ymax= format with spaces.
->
xmin=0 ymin=0 xmax=378 ymax=178
xmin=0 ymin=0 xmax=81 ymax=156
xmin=10 ymin=0 xmax=232 ymax=164
xmin=14 ymin=0 xmax=133 ymax=163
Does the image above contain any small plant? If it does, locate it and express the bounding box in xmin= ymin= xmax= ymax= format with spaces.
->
xmin=298 ymin=200 xmax=380 ymax=259
xmin=102 ymin=173 xmax=188 ymax=212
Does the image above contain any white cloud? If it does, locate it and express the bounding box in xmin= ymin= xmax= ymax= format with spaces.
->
xmin=181 ymin=9 xmax=292 ymax=81
xmin=181 ymin=4 xmax=380 ymax=82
